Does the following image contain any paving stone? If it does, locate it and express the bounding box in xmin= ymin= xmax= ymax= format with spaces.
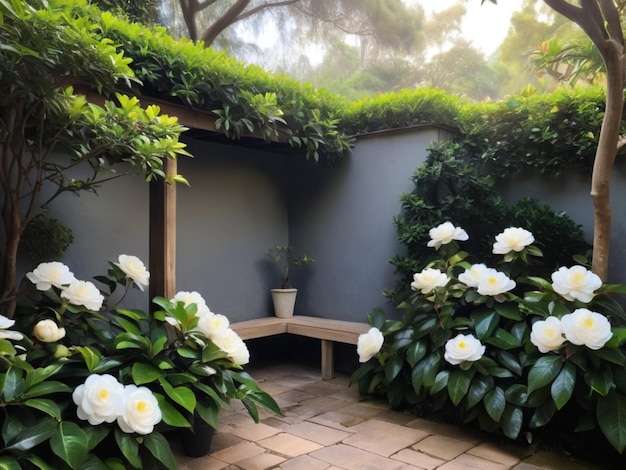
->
xmin=279 ymin=454 xmax=333 ymax=469
xmin=466 ymin=442 xmax=524 ymax=466
xmin=521 ymin=449 xmax=603 ymax=470
xmin=336 ymin=403 xmax=385 ymax=419
xmin=236 ymin=452 xmax=286 ymax=470
xmin=512 ymin=464 xmax=547 ymax=470
xmin=275 ymin=389 xmax=317 ymax=403
xmin=405 ymin=418 xmax=483 ymax=442
xmin=343 ymin=419 xmax=430 ymax=457
xmin=300 ymin=395 xmax=353 ymax=412
xmin=411 ymin=434 xmax=477 ymax=460
xmin=308 ymin=410 xmax=365 ymax=430
xmin=229 ymin=422 xmax=282 ymax=441
xmin=437 ymin=453 xmax=511 ymax=470
xmin=310 ymin=443 xmax=414 ymax=470
xmin=258 ymin=432 xmax=323 ymax=457
xmin=209 ymin=432 xmax=245 ymax=452
xmin=391 ymin=448 xmax=446 ymax=469
xmin=184 ymin=455 xmax=229 ymax=470
xmin=209 ymin=441 xmax=265 ymax=464
xmin=282 ymin=420 xmax=351 ymax=445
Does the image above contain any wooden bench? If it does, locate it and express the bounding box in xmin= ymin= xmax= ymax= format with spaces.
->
xmin=231 ymin=315 xmax=370 ymax=379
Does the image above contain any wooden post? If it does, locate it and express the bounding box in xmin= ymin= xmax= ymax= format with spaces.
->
xmin=149 ymin=159 xmax=177 ymax=306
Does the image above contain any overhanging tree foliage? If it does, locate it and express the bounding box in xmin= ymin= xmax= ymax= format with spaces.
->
xmin=0 ymin=0 xmax=191 ymax=315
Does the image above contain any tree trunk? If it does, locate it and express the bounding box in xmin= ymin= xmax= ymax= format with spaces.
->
xmin=590 ymin=39 xmax=624 ymax=281
xmin=199 ymin=0 xmax=251 ymax=46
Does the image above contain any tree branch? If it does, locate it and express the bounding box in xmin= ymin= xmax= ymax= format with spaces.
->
xmin=199 ymin=0 xmax=252 ymax=46
xmin=544 ymin=0 xmax=608 ymax=48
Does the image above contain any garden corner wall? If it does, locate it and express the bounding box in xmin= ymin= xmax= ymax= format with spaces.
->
xmin=287 ymin=126 xmax=452 ymax=322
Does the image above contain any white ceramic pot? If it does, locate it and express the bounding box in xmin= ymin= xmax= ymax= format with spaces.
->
xmin=271 ymin=288 xmax=297 ymax=318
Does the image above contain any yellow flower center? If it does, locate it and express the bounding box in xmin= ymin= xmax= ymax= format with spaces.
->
xmin=458 ymin=341 xmax=466 ymax=349
xmin=572 ymin=272 xmax=585 ymax=284
xmin=584 ymin=317 xmax=595 ymax=329
xmin=98 ymin=389 xmax=109 ymax=400
xmin=545 ymin=327 xmax=555 ymax=338
xmin=136 ymin=400 xmax=148 ymax=412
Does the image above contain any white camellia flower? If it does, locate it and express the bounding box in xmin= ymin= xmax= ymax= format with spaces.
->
xmin=115 ymin=255 xmax=150 ymax=291
xmin=551 ymin=265 xmax=602 ymax=303
xmin=173 ymin=291 xmax=207 ymax=307
xmin=530 ymin=316 xmax=566 ymax=353
xmin=492 ymin=227 xmax=535 ymax=254
xmin=411 ymin=268 xmax=449 ymax=294
xmin=26 ymin=261 xmax=76 ymax=291
xmin=477 ymin=269 xmax=516 ymax=296
xmin=33 ymin=319 xmax=66 ymax=343
xmin=73 ymin=374 xmax=125 ymax=425
xmin=196 ymin=312 xmax=230 ymax=340
xmin=444 ymin=334 xmax=485 ymax=365
xmin=561 ymin=308 xmax=613 ymax=350
xmin=61 ymin=280 xmax=105 ymax=311
xmin=0 ymin=314 xmax=23 ymax=341
xmin=458 ymin=263 xmax=489 ymax=288
xmin=427 ymin=222 xmax=469 ymax=249
xmin=357 ymin=327 xmax=384 ymax=363
xmin=211 ymin=328 xmax=250 ymax=365
xmin=117 ymin=385 xmax=162 ymax=435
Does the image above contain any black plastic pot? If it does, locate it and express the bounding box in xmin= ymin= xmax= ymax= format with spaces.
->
xmin=182 ymin=419 xmax=216 ymax=457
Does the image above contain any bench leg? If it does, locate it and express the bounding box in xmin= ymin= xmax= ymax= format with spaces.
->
xmin=321 ymin=339 xmax=334 ymax=379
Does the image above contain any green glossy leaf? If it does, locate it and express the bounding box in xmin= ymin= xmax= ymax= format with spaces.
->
xmin=527 ymin=355 xmax=562 ymax=394
xmin=5 ymin=418 xmax=56 ymax=451
xmin=24 ymin=363 xmax=63 ymax=389
xmin=585 ymin=365 xmax=613 ymax=397
xmin=597 ymin=391 xmax=626 ymax=453
xmin=501 ymin=404 xmax=523 ymax=439
xmin=143 ymin=432 xmax=178 ymax=470
xmin=155 ymin=394 xmax=191 ymax=427
xmin=530 ymin=400 xmax=556 ymax=428
xmin=484 ymin=386 xmax=505 ymax=422
xmin=448 ymin=370 xmax=473 ymax=406
xmin=406 ymin=341 xmax=427 ymax=367
xmin=431 ymin=370 xmax=449 ymax=395
xmin=50 ymin=422 xmax=88 ymax=468
xmin=21 ymin=381 xmax=71 ymax=399
xmin=384 ymin=355 xmax=403 ymax=382
xmin=504 ymin=384 xmax=528 ymax=406
xmin=473 ymin=310 xmax=499 ymax=340
xmin=466 ymin=375 xmax=494 ymax=409
xmin=24 ymin=399 xmax=62 ymax=419
xmin=591 ymin=347 xmax=626 ymax=366
xmin=494 ymin=302 xmax=523 ymax=320
xmin=114 ymin=429 xmax=141 ymax=469
xmin=484 ymin=328 xmax=520 ymax=350
xmin=551 ymin=362 xmax=575 ymax=410
xmin=0 ymin=457 xmax=21 ymax=470
xmin=158 ymin=378 xmax=196 ymax=413
xmin=2 ymin=367 xmax=24 ymax=402
xmin=496 ymin=351 xmax=522 ymax=376
xmin=132 ymin=363 xmax=163 ymax=385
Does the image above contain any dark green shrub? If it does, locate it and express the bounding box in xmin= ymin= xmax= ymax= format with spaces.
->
xmin=386 ymin=140 xmax=591 ymax=305
xmin=22 ymin=215 xmax=74 ymax=262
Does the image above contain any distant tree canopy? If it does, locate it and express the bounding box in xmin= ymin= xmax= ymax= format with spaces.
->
xmin=90 ymin=0 xmax=160 ymax=24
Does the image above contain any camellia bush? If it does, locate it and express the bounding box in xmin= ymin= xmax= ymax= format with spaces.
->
xmin=353 ymin=222 xmax=626 ymax=458
xmin=0 ymin=256 xmax=280 ymax=469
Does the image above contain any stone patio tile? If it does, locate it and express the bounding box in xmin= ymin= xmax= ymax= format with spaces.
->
xmin=253 ymin=381 xmax=291 ymax=396
xmin=229 ymin=422 xmax=282 ymax=441
xmin=391 ymin=448 xmax=446 ymax=469
xmin=219 ymin=411 xmax=259 ymax=427
xmin=343 ymin=419 xmax=429 ymax=457
xmin=260 ymin=416 xmax=293 ymax=431
xmin=300 ymin=395 xmax=353 ymax=411
xmin=521 ymin=450 xmax=602 ymax=470
xmin=184 ymin=455 xmax=230 ymax=470
xmin=371 ymin=409 xmax=418 ymax=425
xmin=437 ymin=453 xmax=511 ymax=470
xmin=328 ymin=387 xmax=362 ymax=402
xmin=258 ymin=432 xmax=323 ymax=457
xmin=209 ymin=441 xmax=265 ymax=464
xmin=308 ymin=410 xmax=365 ymax=430
xmin=271 ymin=375 xmax=321 ymax=389
xmin=336 ymin=403 xmax=385 ymax=419
xmin=512 ymin=464 xmax=546 ymax=470
xmin=466 ymin=442 xmax=524 ymax=465
xmin=283 ymin=420 xmax=351 ymax=445
xmin=209 ymin=432 xmax=245 ymax=452
xmin=236 ymin=452 xmax=286 ymax=470
xmin=310 ymin=443 xmax=415 ymax=470
xmin=275 ymin=389 xmax=317 ymax=403
xmin=411 ymin=434 xmax=477 ymax=460
xmin=303 ymin=381 xmax=349 ymax=396
xmin=279 ymin=404 xmax=325 ymax=423
xmin=405 ymin=418 xmax=483 ymax=442
xmin=279 ymin=454 xmax=333 ymax=469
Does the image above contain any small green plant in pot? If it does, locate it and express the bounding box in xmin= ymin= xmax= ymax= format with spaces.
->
xmin=266 ymin=245 xmax=314 ymax=318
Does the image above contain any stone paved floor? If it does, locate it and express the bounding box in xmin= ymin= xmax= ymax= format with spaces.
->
xmin=173 ymin=363 xmax=611 ymax=470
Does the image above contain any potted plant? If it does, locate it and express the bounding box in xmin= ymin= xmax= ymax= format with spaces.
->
xmin=1 ymin=255 xmax=281 ymax=469
xmin=266 ymin=245 xmax=314 ymax=318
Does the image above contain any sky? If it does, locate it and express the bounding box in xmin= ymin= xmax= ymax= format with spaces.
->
xmin=418 ymin=0 xmax=525 ymax=55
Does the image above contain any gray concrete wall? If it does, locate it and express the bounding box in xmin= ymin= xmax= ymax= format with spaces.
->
xmin=496 ymin=158 xmax=626 ymax=285
xmin=287 ymin=127 xmax=450 ymax=321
